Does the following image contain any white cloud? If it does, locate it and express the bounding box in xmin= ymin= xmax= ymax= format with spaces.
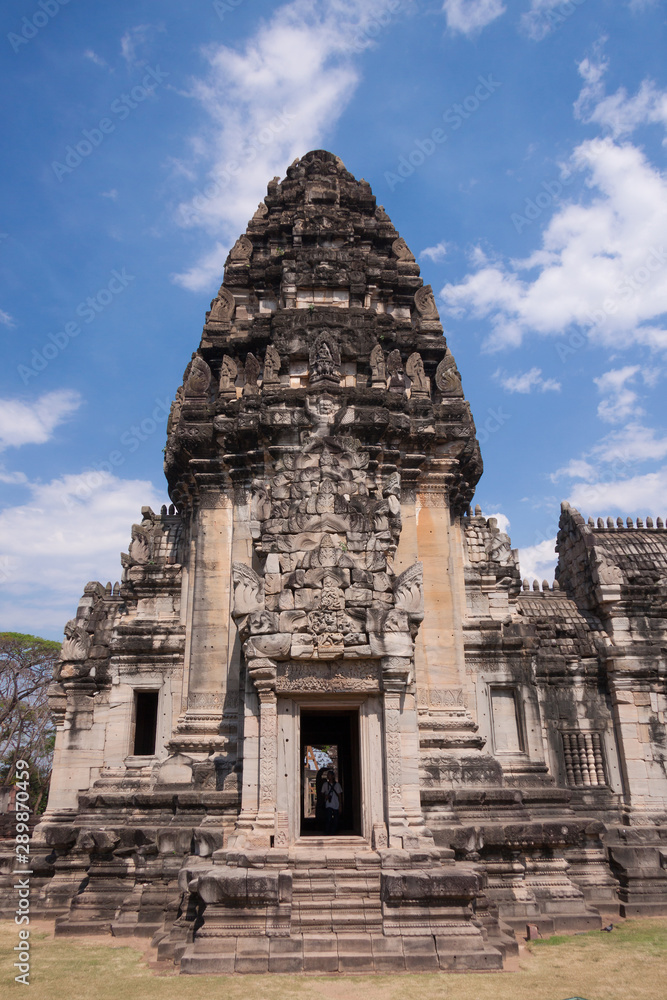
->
xmin=594 ymin=365 xmax=644 ymax=423
xmin=101 ymin=189 xmax=118 ymax=200
xmin=591 ymin=422 xmax=667 ymax=465
xmin=172 ymin=0 xmax=407 ymax=292
xmin=520 ymin=0 xmax=585 ymax=41
xmin=575 ymin=58 xmax=667 ymax=139
xmin=493 ymin=366 xmax=561 ymax=393
xmin=120 ymin=24 xmax=156 ymax=68
xmin=0 ymin=309 xmax=15 ymax=328
xmin=550 ymin=459 xmax=597 ymax=482
xmin=0 ymin=390 xmax=81 ymax=451
xmin=440 ymin=137 xmax=667 ymax=352
xmin=567 ymin=466 xmax=667 ymax=519
xmin=420 ymin=241 xmax=450 ymax=263
xmin=0 ymin=472 xmax=165 ymax=637
xmin=84 ymin=49 xmax=109 ymax=69
xmin=442 ymin=0 xmax=506 ymax=36
xmin=518 ymin=537 xmax=557 ymax=583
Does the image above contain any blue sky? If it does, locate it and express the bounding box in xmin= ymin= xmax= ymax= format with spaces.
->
xmin=1 ymin=0 xmax=666 ymax=639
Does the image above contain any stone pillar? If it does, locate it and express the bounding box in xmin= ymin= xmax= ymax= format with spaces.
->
xmin=382 ymin=657 xmax=432 ymax=848
xmin=171 ymin=496 xmax=234 ymax=754
xmin=229 ymin=658 xmax=277 ymax=848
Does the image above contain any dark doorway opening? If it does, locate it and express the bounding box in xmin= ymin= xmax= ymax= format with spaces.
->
xmin=300 ymin=709 xmax=360 ymax=836
xmin=133 ymin=690 xmax=159 ymax=756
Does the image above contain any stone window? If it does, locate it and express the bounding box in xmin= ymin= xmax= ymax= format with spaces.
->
xmin=132 ymin=690 xmax=159 ymax=756
xmin=561 ymin=731 xmax=607 ymax=787
xmin=490 ymin=688 xmax=524 ymax=753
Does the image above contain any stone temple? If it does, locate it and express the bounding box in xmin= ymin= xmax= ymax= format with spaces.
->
xmin=8 ymin=150 xmax=667 ymax=974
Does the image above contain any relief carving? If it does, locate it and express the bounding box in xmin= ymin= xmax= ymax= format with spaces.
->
xmin=209 ymin=286 xmax=235 ymax=324
xmin=414 ymin=284 xmax=439 ymax=320
xmin=435 ymin=352 xmax=463 ymax=397
xmin=184 ymin=355 xmax=211 ymax=397
xmin=406 ymin=352 xmax=430 ymax=398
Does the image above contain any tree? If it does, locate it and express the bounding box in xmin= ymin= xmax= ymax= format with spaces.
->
xmin=0 ymin=632 xmax=61 ymax=813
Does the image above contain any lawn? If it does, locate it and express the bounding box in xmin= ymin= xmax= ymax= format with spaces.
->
xmin=2 ymin=917 xmax=666 ymax=999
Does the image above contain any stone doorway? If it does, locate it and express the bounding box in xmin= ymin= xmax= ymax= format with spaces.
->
xmin=300 ymin=709 xmax=360 ymax=836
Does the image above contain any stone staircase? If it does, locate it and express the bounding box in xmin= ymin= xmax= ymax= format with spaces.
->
xmin=178 ymin=841 xmax=505 ymax=974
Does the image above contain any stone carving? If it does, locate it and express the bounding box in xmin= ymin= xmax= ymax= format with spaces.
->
xmin=243 ymin=353 xmax=260 ymax=396
xmin=435 ymin=352 xmax=463 ymax=397
xmin=309 ymin=331 xmax=341 ymax=388
xmin=369 ymin=344 xmax=386 ymax=388
xmin=303 ymin=394 xmax=354 ymax=447
xmin=406 ymin=352 xmax=430 ymax=398
xmin=209 ymin=286 xmax=235 ymax=324
xmin=229 ymin=234 xmax=252 ymax=262
xmin=166 ymin=386 xmax=184 ymax=437
xmin=231 ymin=563 xmax=264 ymax=618
xmin=184 ymin=355 xmax=211 ymax=397
xmin=263 ymin=344 xmax=281 ymax=387
xmin=218 ymin=355 xmax=238 ymax=399
xmin=253 ymin=201 xmax=269 ymax=220
xmin=393 ymin=562 xmax=424 ymax=621
xmin=414 ymin=284 xmax=439 ymax=320
xmin=59 ymin=620 xmax=92 ymax=665
xmin=276 ymin=660 xmax=381 ymax=692
xmin=392 ymin=237 xmax=415 ymax=262
xmin=386 ymin=349 xmax=407 ymax=394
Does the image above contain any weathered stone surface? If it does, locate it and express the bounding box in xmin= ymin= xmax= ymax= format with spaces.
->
xmin=18 ymin=149 xmax=667 ymax=974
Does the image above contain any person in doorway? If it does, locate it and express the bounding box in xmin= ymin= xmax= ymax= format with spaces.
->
xmin=322 ymin=769 xmax=343 ymax=835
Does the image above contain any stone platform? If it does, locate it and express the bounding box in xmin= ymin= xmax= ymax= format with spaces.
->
xmin=177 ymin=842 xmax=503 ymax=974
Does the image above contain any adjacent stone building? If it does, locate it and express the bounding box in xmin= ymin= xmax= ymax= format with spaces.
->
xmin=6 ymin=150 xmax=666 ymax=973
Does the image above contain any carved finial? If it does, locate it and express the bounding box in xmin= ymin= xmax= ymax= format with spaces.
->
xmin=607 ymin=517 xmax=614 ymax=528
xmin=406 ymin=352 xmax=430 ymax=398
xmin=219 ymin=355 xmax=238 ymax=399
xmin=386 ymin=349 xmax=407 ymax=394
xmin=542 ymin=579 xmax=550 ymax=592
xmin=636 ymin=517 xmax=644 ymax=528
xmin=617 ymin=517 xmax=624 ymax=528
xmin=435 ymin=352 xmax=463 ymax=398
xmin=105 ymin=582 xmax=112 ymax=595
xmin=553 ymin=579 xmax=560 ymax=591
xmin=113 ymin=582 xmax=120 ymax=596
xmin=474 ymin=504 xmax=482 ymax=516
xmin=243 ymin=353 xmax=261 ymax=396
xmin=523 ymin=578 xmax=530 ymax=591
xmin=626 ymin=516 xmax=634 ymax=528
xmin=533 ymin=579 xmax=540 ymax=591
xmin=369 ymin=344 xmax=386 ymax=388
xmin=646 ymin=516 xmax=654 ymax=528
xmin=414 ymin=284 xmax=439 ymax=320
xmin=184 ymin=355 xmax=211 ymax=397
xmin=231 ymin=562 xmax=264 ymax=619
xmin=161 ymin=505 xmax=167 ymax=517
xmin=208 ymin=285 xmax=235 ymax=324
xmin=263 ymin=344 xmax=281 ymax=387
xmin=169 ymin=504 xmax=175 ymax=515
xmin=658 ymin=517 xmax=664 ymax=528
xmin=228 ymin=234 xmax=252 ymax=262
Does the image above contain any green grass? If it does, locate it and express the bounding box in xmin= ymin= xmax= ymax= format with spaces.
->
xmin=2 ymin=918 xmax=666 ymax=1000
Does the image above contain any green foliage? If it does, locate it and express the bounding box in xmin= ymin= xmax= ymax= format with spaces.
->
xmin=0 ymin=631 xmax=61 ymax=810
